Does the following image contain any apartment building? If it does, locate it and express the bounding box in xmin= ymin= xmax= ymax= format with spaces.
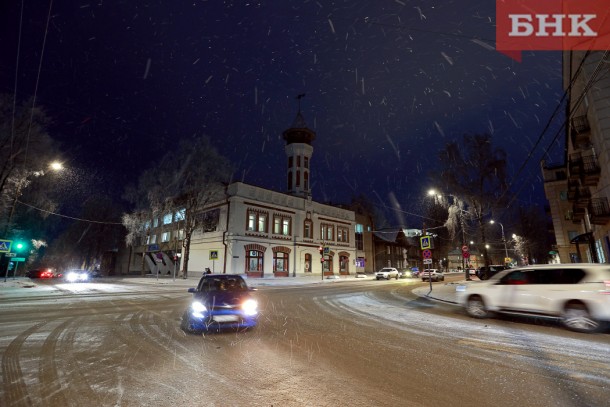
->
xmin=542 ymin=51 xmax=610 ymax=263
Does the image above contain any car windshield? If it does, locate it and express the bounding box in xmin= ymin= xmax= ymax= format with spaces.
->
xmin=197 ymin=276 xmax=248 ymax=292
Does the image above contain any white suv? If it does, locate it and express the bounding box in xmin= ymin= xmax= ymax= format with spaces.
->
xmin=421 ymin=269 xmax=444 ymax=282
xmin=375 ymin=267 xmax=400 ymax=280
xmin=458 ymin=264 xmax=610 ymax=333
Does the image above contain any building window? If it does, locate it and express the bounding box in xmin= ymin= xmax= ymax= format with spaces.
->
xmin=153 ymin=218 xmax=159 ymax=228
xmin=288 ymin=157 xmax=293 ymax=168
xmin=150 ymin=234 xmax=157 ymax=244
xmin=288 ymin=171 xmax=292 ymax=190
xmin=559 ymin=191 xmax=567 ymax=201
xmin=273 ymin=215 xmax=291 ymax=236
xmin=323 ymin=254 xmax=333 ymax=273
xmin=304 ymin=171 xmax=308 ymax=190
xmin=144 ymin=220 xmax=151 ymax=230
xmin=247 ymin=210 xmax=268 ymax=233
xmin=246 ymin=250 xmax=264 ymax=272
xmin=175 ymin=209 xmax=185 ymax=221
xmin=355 ymin=232 xmax=363 ymax=250
xmin=304 ymin=219 xmax=313 ymax=239
xmin=340 ymin=255 xmax=349 ymax=273
xmin=321 ymin=223 xmax=334 ymax=241
xmin=297 ymin=156 xmax=301 ymax=167
xmin=296 ymin=170 xmax=300 ymax=187
xmin=304 ymin=253 xmax=312 ymax=272
xmin=163 ymin=213 xmax=172 ymax=225
xmin=177 ymin=229 xmax=185 ymax=240
xmin=161 ymin=232 xmax=170 ymax=242
xmin=337 ymin=226 xmax=349 ymax=243
xmin=567 ymin=230 xmax=578 ymax=241
xmin=304 ymin=156 xmax=309 ymax=169
xmin=274 ymin=252 xmax=289 ymax=273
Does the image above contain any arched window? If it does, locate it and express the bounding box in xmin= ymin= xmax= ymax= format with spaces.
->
xmin=304 ymin=171 xmax=309 ymax=190
xmin=303 ymin=219 xmax=313 ymax=239
xmin=304 ymin=253 xmax=312 ymax=272
xmin=340 ymin=255 xmax=349 ymax=274
xmin=288 ymin=171 xmax=292 ymax=190
xmin=273 ymin=252 xmax=289 ymax=273
xmin=296 ymin=170 xmax=300 ymax=187
xmin=246 ymin=250 xmax=264 ymax=272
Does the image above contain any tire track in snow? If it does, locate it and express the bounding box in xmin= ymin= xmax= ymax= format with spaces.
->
xmin=1 ymin=322 xmax=46 ymax=407
xmin=39 ymin=318 xmax=74 ymax=406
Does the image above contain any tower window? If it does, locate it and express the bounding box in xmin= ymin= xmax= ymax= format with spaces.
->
xmin=304 ymin=171 xmax=308 ymax=190
xmin=288 ymin=171 xmax=292 ymax=190
xmin=304 ymin=157 xmax=309 ymax=169
xmin=297 ymin=156 xmax=301 ymax=167
xmin=296 ymin=170 xmax=300 ymax=187
xmin=288 ymin=157 xmax=293 ymax=168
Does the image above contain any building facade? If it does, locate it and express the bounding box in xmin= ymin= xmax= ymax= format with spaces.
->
xmin=116 ymin=108 xmax=371 ymax=277
xmin=542 ymin=51 xmax=610 ymax=263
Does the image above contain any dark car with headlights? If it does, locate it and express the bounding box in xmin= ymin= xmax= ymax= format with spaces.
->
xmin=181 ymin=274 xmax=258 ymax=333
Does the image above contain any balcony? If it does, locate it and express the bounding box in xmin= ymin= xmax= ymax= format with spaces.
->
xmin=581 ymin=154 xmax=601 ymax=186
xmin=568 ymin=154 xmax=582 ymax=181
xmin=573 ymin=186 xmax=591 ymax=208
xmin=567 ymin=180 xmax=579 ymax=201
xmin=589 ymin=197 xmax=610 ymax=225
xmin=570 ymin=115 xmax=591 ymax=147
xmin=572 ymin=205 xmax=586 ymax=223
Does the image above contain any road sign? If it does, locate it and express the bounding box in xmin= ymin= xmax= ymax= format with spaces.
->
xmin=12 ymin=257 xmax=25 ymax=262
xmin=422 ymin=249 xmax=432 ymax=259
xmin=0 ymin=239 xmax=12 ymax=253
xmin=209 ymin=250 xmax=219 ymax=260
xmin=423 ymin=259 xmax=432 ymax=264
xmin=420 ymin=236 xmax=432 ymax=250
xmin=5 ymin=252 xmax=16 ymax=257
xmin=462 ymin=245 xmax=469 ymax=252
xmin=463 ymin=252 xmax=470 ymax=259
xmin=323 ymin=247 xmax=330 ymax=254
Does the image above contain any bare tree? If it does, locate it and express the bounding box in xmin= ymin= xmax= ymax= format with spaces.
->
xmin=0 ymin=94 xmax=59 ymax=235
xmin=123 ymin=136 xmax=232 ymax=278
xmin=435 ymin=133 xmax=509 ymax=267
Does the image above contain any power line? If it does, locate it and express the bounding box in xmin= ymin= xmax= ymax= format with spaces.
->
xmin=16 ymin=199 xmax=124 ymax=225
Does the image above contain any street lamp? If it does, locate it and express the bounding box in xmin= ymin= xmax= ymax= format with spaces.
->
xmin=490 ymin=220 xmax=509 ymax=263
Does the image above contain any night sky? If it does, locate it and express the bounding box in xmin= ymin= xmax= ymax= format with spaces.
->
xmin=0 ymin=1 xmax=565 ymax=227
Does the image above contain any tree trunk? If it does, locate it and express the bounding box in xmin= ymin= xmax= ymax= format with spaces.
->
xmin=181 ymin=233 xmax=191 ymax=279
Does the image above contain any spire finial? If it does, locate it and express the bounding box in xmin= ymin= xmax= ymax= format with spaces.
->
xmin=296 ymin=93 xmax=306 ymax=113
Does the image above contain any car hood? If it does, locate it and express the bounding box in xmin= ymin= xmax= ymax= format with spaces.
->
xmin=192 ymin=290 xmax=252 ymax=306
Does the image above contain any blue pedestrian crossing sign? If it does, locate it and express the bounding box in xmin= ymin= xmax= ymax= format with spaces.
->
xmin=420 ymin=236 xmax=433 ymax=250
xmin=0 ymin=239 xmax=12 ymax=253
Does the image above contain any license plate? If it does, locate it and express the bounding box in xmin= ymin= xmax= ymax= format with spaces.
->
xmin=212 ymin=315 xmax=239 ymax=322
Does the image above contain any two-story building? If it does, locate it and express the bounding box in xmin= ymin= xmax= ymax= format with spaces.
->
xmin=117 ymin=109 xmax=364 ymax=277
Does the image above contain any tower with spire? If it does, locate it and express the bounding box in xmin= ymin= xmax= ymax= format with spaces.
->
xmin=283 ymin=94 xmax=316 ymax=198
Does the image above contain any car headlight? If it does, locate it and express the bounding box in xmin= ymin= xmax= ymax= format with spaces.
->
xmin=80 ymin=273 xmax=89 ymax=281
xmin=190 ymin=301 xmax=207 ymax=318
xmin=66 ymin=272 xmax=79 ymax=282
xmin=242 ymin=299 xmax=258 ymax=316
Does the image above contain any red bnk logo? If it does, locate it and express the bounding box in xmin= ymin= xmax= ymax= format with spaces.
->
xmin=496 ymin=0 xmax=610 ymax=61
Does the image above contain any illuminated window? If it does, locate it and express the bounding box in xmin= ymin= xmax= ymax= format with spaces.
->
xmin=304 ymin=219 xmax=313 ymax=239
xmin=337 ymin=227 xmax=349 ymax=243
xmin=153 ymin=218 xmax=159 ymax=227
xmin=150 ymin=234 xmax=157 ymax=244
xmin=246 ymin=250 xmax=264 ymax=272
xmin=321 ymin=224 xmax=334 ymax=241
xmin=304 ymin=253 xmax=312 ymax=272
xmin=161 ymin=232 xmax=170 ymax=242
xmin=273 ymin=215 xmax=291 ymax=235
xmin=163 ymin=213 xmax=172 ymax=225
xmin=175 ymin=209 xmax=185 ymax=221
xmin=273 ymin=252 xmax=289 ymax=272
xmin=247 ymin=210 xmax=268 ymax=233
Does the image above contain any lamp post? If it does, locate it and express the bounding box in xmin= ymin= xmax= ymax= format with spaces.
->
xmin=490 ymin=220 xmax=508 ymax=263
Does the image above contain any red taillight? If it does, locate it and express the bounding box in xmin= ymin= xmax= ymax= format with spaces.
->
xmin=602 ymin=281 xmax=610 ymax=295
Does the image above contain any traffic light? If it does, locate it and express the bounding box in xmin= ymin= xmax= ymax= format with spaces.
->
xmin=318 ymin=246 xmax=323 ymax=256
xmin=14 ymin=240 xmax=28 ymax=252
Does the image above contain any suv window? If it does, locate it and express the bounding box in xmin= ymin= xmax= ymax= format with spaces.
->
xmin=498 ymin=270 xmax=530 ymax=285
xmin=528 ymin=268 xmax=585 ymax=284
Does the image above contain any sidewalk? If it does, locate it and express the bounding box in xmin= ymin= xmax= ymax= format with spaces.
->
xmin=411 ymin=281 xmax=467 ymax=304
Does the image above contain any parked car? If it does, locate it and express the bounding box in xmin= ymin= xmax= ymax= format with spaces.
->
xmin=181 ymin=274 xmax=258 ymax=333
xmin=375 ymin=267 xmax=400 ymax=280
xmin=458 ymin=264 xmax=610 ymax=333
xmin=476 ymin=265 xmax=509 ymax=280
xmin=25 ymin=268 xmax=55 ymax=279
xmin=421 ymin=269 xmax=444 ymax=282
